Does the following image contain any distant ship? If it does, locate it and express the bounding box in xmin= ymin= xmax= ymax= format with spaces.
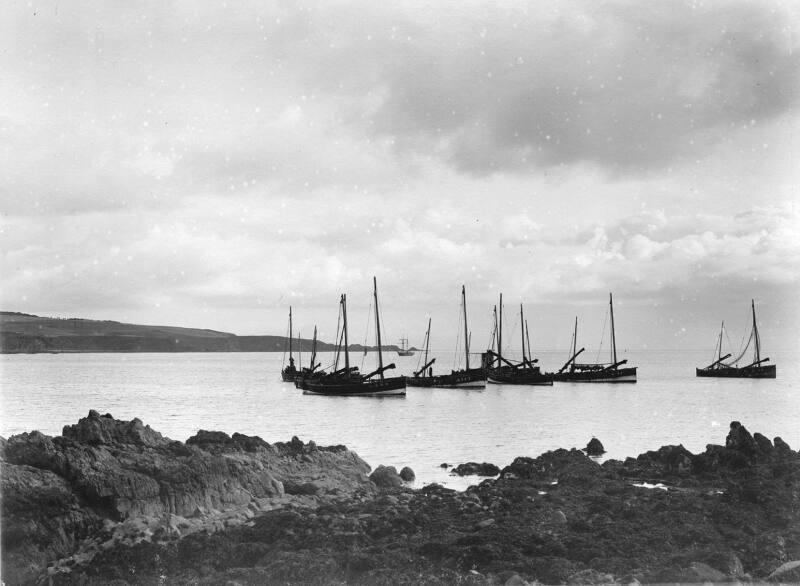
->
xmin=397 ymin=337 xmax=414 ymax=356
xmin=696 ymin=300 xmax=776 ymax=378
xmin=552 ymin=293 xmax=637 ymax=383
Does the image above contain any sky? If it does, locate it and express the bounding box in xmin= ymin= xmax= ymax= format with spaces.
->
xmin=2 ymin=0 xmax=799 ymax=354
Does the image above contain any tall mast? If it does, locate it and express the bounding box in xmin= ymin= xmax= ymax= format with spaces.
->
xmin=342 ymin=294 xmax=350 ymax=372
xmin=498 ymin=293 xmax=503 ymax=365
xmin=525 ymin=319 xmax=532 ymax=366
xmin=717 ymin=322 xmax=724 ymax=363
xmin=374 ymin=277 xmax=384 ymax=379
xmin=462 ymin=285 xmax=470 ymax=370
xmin=288 ymin=306 xmax=293 ymax=364
xmin=752 ymin=299 xmax=760 ymax=363
xmin=520 ymin=304 xmax=526 ymax=363
xmin=310 ymin=325 xmax=317 ymax=370
xmin=572 ymin=316 xmax=578 ymax=359
xmin=609 ymin=293 xmax=617 ymax=364
xmin=423 ymin=318 xmax=431 ymax=366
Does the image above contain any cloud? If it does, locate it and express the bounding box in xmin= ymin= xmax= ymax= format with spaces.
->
xmin=277 ymin=0 xmax=800 ymax=175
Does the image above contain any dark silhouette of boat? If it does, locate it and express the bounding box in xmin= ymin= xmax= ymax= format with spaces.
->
xmin=405 ymin=286 xmax=486 ymax=388
xmin=300 ymin=278 xmax=406 ymax=396
xmin=280 ymin=307 xmax=299 ymax=382
xmin=397 ymin=337 xmax=415 ymax=356
xmin=552 ymin=293 xmax=637 ymax=383
xmin=696 ymin=300 xmax=776 ymax=378
xmin=487 ymin=294 xmax=553 ymax=386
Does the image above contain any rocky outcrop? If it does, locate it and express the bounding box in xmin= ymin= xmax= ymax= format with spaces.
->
xmin=1 ymin=410 xmax=374 ymax=584
xmin=452 ymin=461 xmax=501 ymax=477
xmin=584 ymin=437 xmax=605 ymax=456
xmin=369 ymin=465 xmax=403 ymax=488
xmin=3 ymin=418 xmax=799 ymax=585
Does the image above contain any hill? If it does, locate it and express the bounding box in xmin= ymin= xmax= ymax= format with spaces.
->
xmin=0 ymin=311 xmax=397 ymax=354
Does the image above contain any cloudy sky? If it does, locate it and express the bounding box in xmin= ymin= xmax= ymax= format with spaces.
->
xmin=2 ymin=0 xmax=799 ymax=353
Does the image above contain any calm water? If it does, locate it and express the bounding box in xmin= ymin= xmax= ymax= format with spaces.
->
xmin=1 ymin=349 xmax=798 ymax=489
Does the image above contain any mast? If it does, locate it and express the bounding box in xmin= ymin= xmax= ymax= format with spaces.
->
xmin=520 ymin=304 xmax=526 ymax=363
xmin=752 ymin=299 xmax=761 ymax=363
xmin=310 ymin=326 xmax=318 ymax=371
xmin=525 ymin=319 xmax=532 ymax=366
xmin=572 ymin=316 xmax=578 ymax=359
xmin=498 ymin=293 xmax=503 ymax=365
xmin=373 ymin=277 xmax=384 ymax=379
xmin=342 ymin=294 xmax=350 ymax=372
xmin=609 ymin=293 xmax=617 ymax=365
xmin=423 ymin=318 xmax=431 ymax=366
xmin=462 ymin=285 xmax=470 ymax=370
xmin=717 ymin=322 xmax=724 ymax=364
xmin=288 ymin=307 xmax=294 ymax=366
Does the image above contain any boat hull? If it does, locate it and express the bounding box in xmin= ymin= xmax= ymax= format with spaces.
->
xmin=405 ymin=368 xmax=486 ymax=389
xmin=487 ymin=367 xmax=554 ymax=386
xmin=302 ymin=376 xmax=407 ymax=396
xmin=397 ymin=351 xmax=415 ymax=356
xmin=553 ymin=366 xmax=638 ymax=383
xmin=696 ymin=365 xmax=776 ymax=379
xmin=281 ymin=368 xmax=299 ymax=382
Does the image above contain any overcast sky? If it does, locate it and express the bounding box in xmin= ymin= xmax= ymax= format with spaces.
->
xmin=2 ymin=0 xmax=799 ymax=353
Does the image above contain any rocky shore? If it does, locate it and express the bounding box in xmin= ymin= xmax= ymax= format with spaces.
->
xmin=2 ymin=413 xmax=799 ymax=584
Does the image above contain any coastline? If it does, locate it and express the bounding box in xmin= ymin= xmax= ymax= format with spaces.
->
xmin=2 ymin=412 xmax=799 ymax=584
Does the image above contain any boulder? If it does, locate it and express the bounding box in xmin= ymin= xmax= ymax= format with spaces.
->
xmin=726 ymin=421 xmax=756 ymax=457
xmin=452 ymin=462 xmax=501 ymax=477
xmin=369 ymin=465 xmax=403 ymax=488
xmin=399 ymin=466 xmax=416 ymax=481
xmin=585 ymin=437 xmax=605 ymax=456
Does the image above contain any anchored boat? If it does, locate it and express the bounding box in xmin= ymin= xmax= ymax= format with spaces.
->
xmin=405 ymin=286 xmax=486 ymax=388
xmin=487 ymin=294 xmax=554 ymax=386
xmin=280 ymin=307 xmax=300 ymax=382
xmin=552 ymin=293 xmax=637 ymax=383
xmin=301 ymin=278 xmax=406 ymax=396
xmin=696 ymin=300 xmax=776 ymax=378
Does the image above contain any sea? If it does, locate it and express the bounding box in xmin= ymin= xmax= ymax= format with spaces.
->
xmin=1 ymin=349 xmax=798 ymax=489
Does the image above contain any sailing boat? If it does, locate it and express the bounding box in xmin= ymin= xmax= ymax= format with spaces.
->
xmin=280 ymin=307 xmax=300 ymax=382
xmin=486 ymin=295 xmax=553 ymax=385
xmin=294 ymin=325 xmax=323 ymax=387
xmin=302 ymin=278 xmax=407 ymax=396
xmin=405 ymin=286 xmax=487 ymax=388
xmin=397 ymin=336 xmax=415 ymax=356
xmin=553 ymin=293 xmax=637 ymax=383
xmin=696 ymin=300 xmax=776 ymax=378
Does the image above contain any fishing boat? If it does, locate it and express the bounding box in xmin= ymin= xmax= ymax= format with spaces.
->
xmin=280 ymin=307 xmax=300 ymax=382
xmin=552 ymin=293 xmax=637 ymax=383
xmin=302 ymin=278 xmax=406 ymax=396
xmin=405 ymin=286 xmax=486 ymax=388
xmin=487 ymin=294 xmax=553 ymax=385
xmin=696 ymin=300 xmax=776 ymax=378
xmin=294 ymin=325 xmax=323 ymax=387
xmin=397 ymin=337 xmax=415 ymax=356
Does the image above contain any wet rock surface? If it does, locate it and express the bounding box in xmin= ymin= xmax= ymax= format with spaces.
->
xmin=3 ymin=418 xmax=799 ymax=585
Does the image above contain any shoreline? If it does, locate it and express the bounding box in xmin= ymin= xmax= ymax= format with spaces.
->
xmin=2 ymin=412 xmax=799 ymax=584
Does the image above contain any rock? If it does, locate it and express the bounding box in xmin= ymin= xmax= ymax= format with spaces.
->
xmin=2 ymin=412 xmax=373 ymax=583
xmin=753 ymin=432 xmax=774 ymax=454
xmin=768 ymin=560 xmax=800 ymax=583
xmin=475 ymin=518 xmax=495 ymax=529
xmin=452 ymin=462 xmax=500 ymax=476
xmin=567 ymin=569 xmax=616 ymax=584
xmin=503 ymin=574 xmax=526 ymax=586
xmin=726 ymin=421 xmax=756 ymax=457
xmin=399 ymin=466 xmax=416 ymax=481
xmin=551 ymin=510 xmax=567 ymax=524
xmin=440 ymin=462 xmax=450 ymax=468
xmin=369 ymin=465 xmax=403 ymax=488
xmin=585 ymin=437 xmax=605 ymax=456
xmin=774 ymin=436 xmax=793 ymax=454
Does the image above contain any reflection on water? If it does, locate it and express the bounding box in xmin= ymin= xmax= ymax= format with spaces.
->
xmin=1 ymin=350 xmax=798 ymax=488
